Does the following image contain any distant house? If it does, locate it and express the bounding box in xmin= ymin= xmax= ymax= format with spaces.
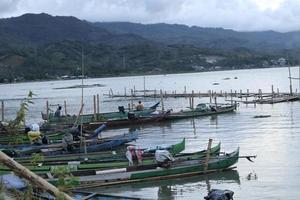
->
xmin=278 ymin=58 xmax=287 ymax=66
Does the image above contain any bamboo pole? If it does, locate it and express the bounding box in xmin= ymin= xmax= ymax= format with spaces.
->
xmin=288 ymin=64 xmax=293 ymax=95
xmin=192 ymin=90 xmax=194 ymax=109
xmin=143 ymin=76 xmax=146 ymax=98
xmin=46 ymin=100 xmax=49 ymax=118
xmin=93 ymin=95 xmax=96 ymax=121
xmin=160 ymin=90 xmax=164 ymax=112
xmin=0 ymin=151 xmax=73 ymax=200
xmin=204 ymin=138 xmax=213 ymax=172
xmin=96 ymin=94 xmax=100 ymax=115
xmin=230 ymin=89 xmax=233 ymax=105
xmin=64 ymin=100 xmax=67 ymax=116
xmin=1 ymin=101 xmax=4 ymax=121
xmin=131 ymin=89 xmax=134 ymax=110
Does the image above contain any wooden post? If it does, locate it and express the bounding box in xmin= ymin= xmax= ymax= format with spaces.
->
xmin=1 ymin=101 xmax=4 ymax=121
xmin=277 ymin=88 xmax=279 ymax=96
xmin=96 ymin=94 xmax=100 ymax=114
xmin=192 ymin=90 xmax=194 ymax=109
xmin=234 ymin=90 xmax=237 ymax=97
xmin=134 ymin=85 xmax=136 ymax=95
xmin=46 ymin=100 xmax=49 ymax=118
xmin=271 ymin=85 xmax=274 ymax=96
xmin=0 ymin=151 xmax=73 ymax=200
xmin=93 ymin=95 xmax=96 ymax=121
xmin=204 ymin=138 xmax=213 ymax=172
xmin=184 ymin=86 xmax=187 ymax=94
xmin=288 ymin=64 xmax=293 ymax=95
xmin=240 ymin=90 xmax=242 ymax=98
xmin=246 ymin=89 xmax=249 ymax=102
xmin=124 ymin=87 xmax=127 ymax=98
xmin=214 ymin=95 xmax=217 ymax=108
xmin=189 ymin=97 xmax=192 ymax=109
xmin=230 ymin=89 xmax=233 ymax=105
xmin=143 ymin=76 xmax=146 ymax=98
xmin=64 ymin=100 xmax=67 ymax=116
xmin=209 ymin=90 xmax=212 ymax=103
xmin=160 ymin=90 xmax=164 ymax=112
xmin=131 ymin=89 xmax=134 ymax=110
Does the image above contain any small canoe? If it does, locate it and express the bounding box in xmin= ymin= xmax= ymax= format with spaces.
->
xmin=166 ymin=103 xmax=236 ymax=120
xmin=47 ymin=148 xmax=239 ymax=189
xmin=85 ymin=113 xmax=168 ymax=130
xmin=2 ymin=131 xmax=138 ymax=157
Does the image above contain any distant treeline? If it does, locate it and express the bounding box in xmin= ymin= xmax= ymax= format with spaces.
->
xmin=0 ymin=13 xmax=300 ymax=83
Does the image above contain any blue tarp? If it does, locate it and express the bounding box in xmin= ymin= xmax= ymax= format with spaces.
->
xmin=0 ymin=174 xmax=27 ymax=190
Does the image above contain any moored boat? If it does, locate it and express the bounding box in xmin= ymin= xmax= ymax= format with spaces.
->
xmin=47 ymin=148 xmax=239 ymax=189
xmin=0 ymin=141 xmax=222 ymax=175
xmin=166 ymin=103 xmax=236 ymax=120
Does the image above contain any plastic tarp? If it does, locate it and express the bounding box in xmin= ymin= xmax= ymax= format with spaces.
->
xmin=0 ymin=174 xmax=27 ymax=190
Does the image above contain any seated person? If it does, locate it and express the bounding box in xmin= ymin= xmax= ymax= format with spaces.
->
xmin=136 ymin=101 xmax=144 ymax=111
xmin=155 ymin=150 xmax=175 ymax=168
xmin=54 ymin=106 xmax=62 ymax=117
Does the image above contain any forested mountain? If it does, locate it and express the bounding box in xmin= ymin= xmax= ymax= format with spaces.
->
xmin=0 ymin=13 xmax=299 ymax=83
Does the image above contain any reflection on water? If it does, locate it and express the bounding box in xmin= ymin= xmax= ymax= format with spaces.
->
xmin=81 ymin=170 xmax=240 ymax=200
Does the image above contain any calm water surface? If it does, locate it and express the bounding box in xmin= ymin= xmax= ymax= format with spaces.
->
xmin=1 ymin=67 xmax=300 ymax=199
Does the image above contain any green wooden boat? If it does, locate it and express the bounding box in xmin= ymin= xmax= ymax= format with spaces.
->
xmin=42 ymin=102 xmax=160 ymax=125
xmin=166 ymin=103 xmax=236 ymax=120
xmin=0 ymin=141 xmax=221 ymax=175
xmin=48 ymin=147 xmax=239 ymax=189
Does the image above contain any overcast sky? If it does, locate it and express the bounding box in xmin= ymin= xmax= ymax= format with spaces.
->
xmin=0 ymin=0 xmax=299 ymax=32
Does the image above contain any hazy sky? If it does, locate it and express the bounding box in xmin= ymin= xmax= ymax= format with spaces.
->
xmin=0 ymin=0 xmax=299 ymax=32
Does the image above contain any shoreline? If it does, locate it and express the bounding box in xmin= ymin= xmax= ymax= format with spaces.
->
xmin=0 ymin=65 xmax=291 ymax=86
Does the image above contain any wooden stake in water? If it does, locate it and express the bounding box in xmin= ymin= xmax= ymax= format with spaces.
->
xmin=204 ymin=138 xmax=213 ymax=172
xmin=143 ymin=76 xmax=146 ymax=98
xmin=46 ymin=100 xmax=49 ymax=118
xmin=97 ymin=94 xmax=100 ymax=115
xmin=131 ymin=89 xmax=134 ymax=110
xmin=288 ymin=64 xmax=293 ymax=95
xmin=93 ymin=95 xmax=96 ymax=121
xmin=64 ymin=100 xmax=67 ymax=116
xmin=160 ymin=90 xmax=164 ymax=112
xmin=1 ymin=101 xmax=4 ymax=121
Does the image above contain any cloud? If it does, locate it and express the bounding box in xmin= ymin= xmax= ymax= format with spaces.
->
xmin=0 ymin=0 xmax=300 ymax=32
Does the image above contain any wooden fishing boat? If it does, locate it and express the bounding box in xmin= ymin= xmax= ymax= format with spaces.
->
xmin=85 ymin=113 xmax=169 ymax=130
xmin=166 ymin=103 xmax=236 ymax=120
xmin=0 ymin=141 xmax=222 ymax=175
xmin=41 ymin=102 xmax=160 ymax=125
xmin=47 ymin=148 xmax=239 ymax=189
xmin=11 ymin=138 xmax=188 ymax=165
xmin=2 ymin=131 xmax=138 ymax=157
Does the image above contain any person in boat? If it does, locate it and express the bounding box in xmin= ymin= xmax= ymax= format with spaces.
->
xmin=155 ymin=149 xmax=175 ymax=168
xmin=69 ymin=126 xmax=81 ymax=141
xmin=54 ymin=105 xmax=62 ymax=117
xmin=62 ymin=132 xmax=74 ymax=151
xmin=26 ymin=123 xmax=43 ymax=144
xmin=126 ymin=146 xmax=143 ymax=166
xmin=136 ymin=101 xmax=144 ymax=111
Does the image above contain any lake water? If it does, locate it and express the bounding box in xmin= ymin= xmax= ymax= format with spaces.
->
xmin=1 ymin=67 xmax=300 ymax=199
